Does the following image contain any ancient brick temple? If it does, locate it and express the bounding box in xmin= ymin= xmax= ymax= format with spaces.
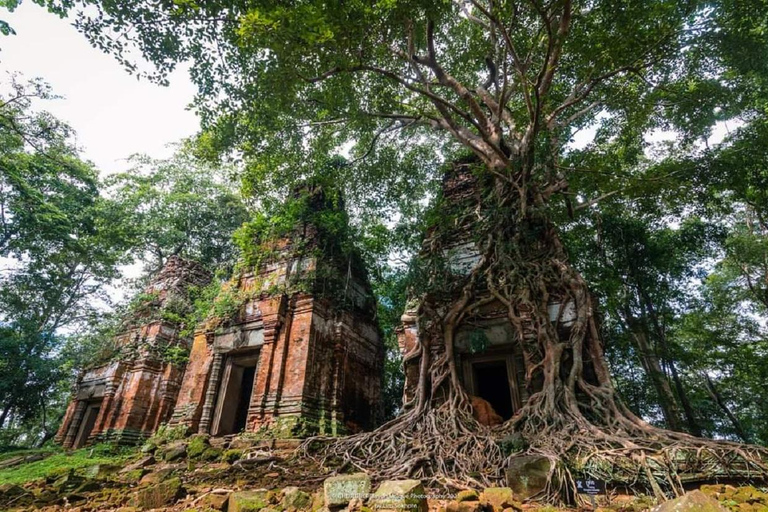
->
xmin=169 ymin=187 xmax=384 ymax=438
xmin=57 ymin=188 xmax=384 ymax=447
xmin=55 ymin=256 xmax=212 ymax=448
xmin=397 ymin=161 xmax=576 ymax=424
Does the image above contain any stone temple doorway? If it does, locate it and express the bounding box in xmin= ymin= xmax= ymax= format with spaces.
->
xmin=211 ymin=352 xmax=260 ymax=436
xmin=461 ymin=352 xmax=524 ymax=421
xmin=73 ymin=401 xmax=101 ymax=449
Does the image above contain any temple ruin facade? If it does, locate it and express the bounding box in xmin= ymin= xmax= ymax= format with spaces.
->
xmin=398 ymin=161 xmax=577 ymax=425
xmin=169 ymin=189 xmax=383 ymax=437
xmin=58 ymin=187 xmax=384 ymax=447
xmin=55 ymin=256 xmax=212 ymax=448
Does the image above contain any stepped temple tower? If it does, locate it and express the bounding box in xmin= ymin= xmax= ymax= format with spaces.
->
xmin=56 ymin=256 xmax=212 ymax=448
xmin=58 ymin=186 xmax=384 ymax=447
xmin=397 ymin=161 xmax=578 ymax=425
xmin=169 ymin=185 xmax=384 ymax=437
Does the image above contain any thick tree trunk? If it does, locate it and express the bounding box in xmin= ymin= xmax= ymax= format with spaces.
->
xmin=304 ymin=161 xmax=768 ymax=504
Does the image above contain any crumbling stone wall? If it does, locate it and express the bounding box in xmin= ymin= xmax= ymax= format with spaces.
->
xmin=397 ymin=162 xmax=576 ymax=422
xmin=170 ymin=189 xmax=384 ymax=438
xmin=55 ymin=256 xmax=212 ymax=447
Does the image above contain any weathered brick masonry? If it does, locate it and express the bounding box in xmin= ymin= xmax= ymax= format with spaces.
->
xmin=55 ymin=256 xmax=212 ymax=447
xmin=170 ymin=189 xmax=384 ymax=437
xmin=58 ymin=187 xmax=384 ymax=447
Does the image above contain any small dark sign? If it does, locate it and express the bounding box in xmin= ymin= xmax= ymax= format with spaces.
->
xmin=576 ymin=478 xmax=605 ymax=495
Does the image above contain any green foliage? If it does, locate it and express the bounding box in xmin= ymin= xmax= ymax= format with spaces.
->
xmin=233 ymin=174 xmax=350 ymax=269
xmin=0 ymin=76 xmax=134 ymax=447
xmin=105 ymin=148 xmax=249 ymax=275
xmin=8 ymin=0 xmax=768 ymax=449
xmin=186 ymin=435 xmax=208 ymax=459
xmin=147 ymin=424 xmax=188 ymax=446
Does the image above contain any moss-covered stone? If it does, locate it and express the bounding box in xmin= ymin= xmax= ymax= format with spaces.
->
xmin=222 ymin=449 xmax=244 ymax=464
xmin=139 ymin=467 xmax=176 ymax=485
xmin=227 ymin=490 xmax=270 ymax=512
xmin=159 ymin=441 xmax=188 ymax=461
xmin=480 ymin=487 xmax=521 ymax=511
xmin=456 ymin=489 xmax=479 ymax=502
xmin=84 ymin=463 xmax=121 ymax=479
xmin=282 ymin=486 xmax=312 ymax=510
xmin=129 ymin=477 xmax=184 ymax=510
xmin=504 ymin=455 xmax=551 ymax=500
xmin=52 ymin=473 xmax=85 ymax=492
xmin=445 ymin=502 xmax=484 ymax=512
xmin=199 ymin=491 xmax=231 ymax=510
xmin=651 ymin=490 xmax=727 ymax=512
xmin=120 ymin=469 xmax=147 ymax=484
xmin=202 ymin=447 xmax=224 ymax=461
xmin=188 ymin=435 xmax=210 ymax=459
xmin=73 ymin=480 xmax=102 ymax=494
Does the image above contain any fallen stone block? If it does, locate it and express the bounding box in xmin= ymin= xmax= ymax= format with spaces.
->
xmin=228 ymin=489 xmax=270 ymax=512
xmin=0 ymin=456 xmax=24 ymax=470
xmin=504 ymin=455 xmax=552 ymax=499
xmin=651 ymin=490 xmax=727 ymax=511
xmin=479 ymin=487 xmax=521 ymax=511
xmin=85 ymin=463 xmax=121 ymax=479
xmin=445 ymin=502 xmax=484 ymax=512
xmin=369 ymin=479 xmax=427 ymax=512
xmin=129 ymin=477 xmax=184 ymax=510
xmin=120 ymin=455 xmax=155 ymax=473
xmin=159 ymin=441 xmax=187 ymax=461
xmin=52 ymin=473 xmax=85 ymax=493
xmin=324 ymin=473 xmax=371 ymax=508
xmin=456 ymin=489 xmax=479 ymax=502
xmin=282 ymin=486 xmax=312 ymax=510
xmin=139 ymin=467 xmax=176 ymax=485
xmin=198 ymin=491 xmax=231 ymax=510
xmin=0 ymin=483 xmax=28 ymax=497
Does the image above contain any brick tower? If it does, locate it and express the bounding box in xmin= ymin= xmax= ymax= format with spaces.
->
xmin=170 ymin=185 xmax=384 ymax=437
xmin=55 ymin=256 xmax=211 ymax=447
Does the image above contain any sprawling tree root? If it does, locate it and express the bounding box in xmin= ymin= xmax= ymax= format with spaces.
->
xmin=299 ymin=171 xmax=768 ymax=505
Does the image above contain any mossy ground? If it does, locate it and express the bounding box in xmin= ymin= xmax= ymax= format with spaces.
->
xmin=0 ymin=442 xmax=766 ymax=511
xmin=0 ymin=444 xmax=133 ymax=485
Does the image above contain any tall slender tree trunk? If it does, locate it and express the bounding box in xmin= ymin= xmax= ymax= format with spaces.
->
xmin=0 ymin=401 xmax=13 ymax=428
xmin=704 ymin=374 xmax=749 ymax=443
xmin=638 ymin=287 xmax=703 ymax=436
xmin=622 ymin=311 xmax=685 ymax=431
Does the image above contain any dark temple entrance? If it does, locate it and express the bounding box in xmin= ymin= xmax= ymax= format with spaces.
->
xmin=212 ymin=352 xmax=259 ymax=436
xmin=461 ymin=350 xmax=524 ymax=421
xmin=472 ymin=361 xmax=514 ymax=420
xmin=73 ymin=402 xmax=101 ymax=448
xmin=234 ymin=365 xmax=256 ymax=433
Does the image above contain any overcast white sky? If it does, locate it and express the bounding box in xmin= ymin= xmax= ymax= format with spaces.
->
xmin=0 ymin=2 xmax=198 ymax=173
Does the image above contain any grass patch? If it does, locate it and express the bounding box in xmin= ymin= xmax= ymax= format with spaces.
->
xmin=0 ymin=444 xmax=137 ymax=485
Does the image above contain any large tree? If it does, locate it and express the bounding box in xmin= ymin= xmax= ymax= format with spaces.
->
xmin=29 ymin=0 xmax=768 ymax=501
xmin=106 ymin=149 xmax=249 ymax=276
xmin=0 ymin=77 xmax=133 ymax=445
